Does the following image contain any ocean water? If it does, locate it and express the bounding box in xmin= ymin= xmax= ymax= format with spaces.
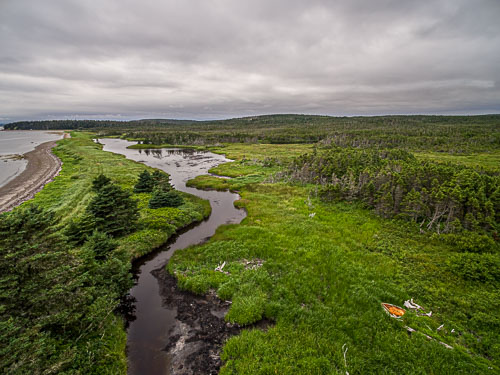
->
xmin=0 ymin=130 xmax=63 ymax=188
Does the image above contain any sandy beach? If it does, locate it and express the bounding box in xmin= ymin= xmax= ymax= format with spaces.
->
xmin=0 ymin=138 xmax=63 ymax=213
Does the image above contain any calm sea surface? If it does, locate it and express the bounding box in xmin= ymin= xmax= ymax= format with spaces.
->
xmin=0 ymin=130 xmax=63 ymax=188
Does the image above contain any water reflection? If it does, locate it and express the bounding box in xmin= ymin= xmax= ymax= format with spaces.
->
xmin=99 ymin=138 xmax=246 ymax=375
xmin=138 ymin=147 xmax=209 ymax=159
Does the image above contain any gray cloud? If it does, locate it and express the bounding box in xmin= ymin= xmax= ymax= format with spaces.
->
xmin=0 ymin=0 xmax=499 ymax=121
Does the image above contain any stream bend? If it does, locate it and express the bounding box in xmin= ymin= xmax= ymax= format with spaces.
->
xmin=100 ymin=139 xmax=246 ymax=375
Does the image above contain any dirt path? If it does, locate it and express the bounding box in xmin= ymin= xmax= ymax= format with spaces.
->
xmin=0 ymin=139 xmax=62 ymax=213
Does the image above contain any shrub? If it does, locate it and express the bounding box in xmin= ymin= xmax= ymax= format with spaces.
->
xmin=148 ymin=189 xmax=183 ymax=209
xmin=441 ymin=232 xmax=497 ymax=253
xmin=84 ymin=230 xmax=119 ymax=260
xmin=447 ymin=253 xmax=500 ymax=283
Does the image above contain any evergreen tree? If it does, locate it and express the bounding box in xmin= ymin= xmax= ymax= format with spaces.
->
xmin=87 ymin=177 xmax=139 ymax=237
xmin=148 ymin=189 xmax=183 ymax=209
xmin=92 ymin=174 xmax=112 ymax=192
xmin=64 ymin=214 xmax=95 ymax=245
xmin=84 ymin=230 xmax=118 ymax=260
xmin=152 ymin=170 xmax=171 ymax=190
xmin=134 ymin=170 xmax=154 ymax=193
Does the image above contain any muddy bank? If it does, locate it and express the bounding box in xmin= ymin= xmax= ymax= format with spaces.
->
xmin=153 ymin=267 xmax=273 ymax=375
xmin=0 ymin=139 xmax=63 ymax=213
xmin=99 ymin=139 xmax=248 ymax=374
xmin=152 ymin=268 xmax=241 ymax=375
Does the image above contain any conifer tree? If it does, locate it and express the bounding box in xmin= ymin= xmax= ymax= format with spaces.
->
xmin=134 ymin=170 xmax=154 ymax=193
xmin=87 ymin=176 xmax=139 ymax=237
xmin=92 ymin=174 xmax=111 ymax=192
xmin=152 ymin=170 xmax=171 ymax=190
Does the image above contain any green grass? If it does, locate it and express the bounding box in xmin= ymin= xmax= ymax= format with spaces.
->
xmin=209 ymin=161 xmax=273 ymax=178
xmin=208 ymin=143 xmax=314 ymax=161
xmin=121 ymin=191 xmax=210 ymax=258
xmin=169 ymin=145 xmax=499 ymax=374
xmin=22 ymin=132 xmax=210 ymax=372
xmin=186 ymin=160 xmax=277 ymax=192
xmin=415 ymin=151 xmax=500 ymax=172
xmin=31 ymin=132 xmax=210 ymax=258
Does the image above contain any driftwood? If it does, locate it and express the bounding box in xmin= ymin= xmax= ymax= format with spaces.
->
xmin=342 ymin=343 xmax=350 ymax=375
xmin=399 ymin=299 xmax=453 ymax=350
xmin=214 ymin=261 xmax=230 ymax=275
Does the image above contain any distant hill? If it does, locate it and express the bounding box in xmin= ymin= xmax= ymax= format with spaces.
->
xmin=4 ymin=114 xmax=500 ymax=153
xmin=4 ymin=114 xmax=500 ymax=131
xmin=3 ymin=118 xmax=200 ymax=130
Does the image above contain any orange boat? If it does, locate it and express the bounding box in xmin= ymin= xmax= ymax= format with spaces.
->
xmin=382 ymin=303 xmax=406 ymax=318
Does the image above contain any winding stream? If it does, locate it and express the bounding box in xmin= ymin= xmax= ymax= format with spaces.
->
xmin=100 ymin=139 xmax=246 ymax=375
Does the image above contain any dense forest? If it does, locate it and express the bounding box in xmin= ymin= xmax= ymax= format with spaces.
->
xmin=6 ymin=114 xmax=500 ymax=153
xmin=287 ymin=148 xmax=499 ymax=237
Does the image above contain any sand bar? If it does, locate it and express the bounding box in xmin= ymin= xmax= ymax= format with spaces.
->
xmin=0 ymin=138 xmax=63 ymax=213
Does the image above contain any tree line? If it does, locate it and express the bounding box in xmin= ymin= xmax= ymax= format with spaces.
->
xmin=5 ymin=114 xmax=499 ymax=153
xmin=287 ymin=147 xmax=499 ymax=245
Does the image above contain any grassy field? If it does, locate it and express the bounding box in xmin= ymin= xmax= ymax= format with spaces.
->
xmin=169 ymin=144 xmax=499 ymax=374
xmin=4 ymin=126 xmax=498 ymax=374
xmin=208 ymin=143 xmax=314 ymax=161
xmin=33 ymin=132 xmax=210 ymax=258
xmin=2 ymin=132 xmax=210 ymax=374
xmin=415 ymin=151 xmax=500 ymax=172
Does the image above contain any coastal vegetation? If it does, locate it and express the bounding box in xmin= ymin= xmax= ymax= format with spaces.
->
xmin=0 ymin=133 xmax=209 ymax=374
xmin=1 ymin=115 xmax=499 ymax=374
xmin=171 ymin=142 xmax=499 ymax=374
xmin=287 ymin=148 xmax=499 ymax=235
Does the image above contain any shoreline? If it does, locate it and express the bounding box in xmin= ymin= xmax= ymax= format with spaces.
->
xmin=0 ymin=138 xmax=64 ymax=213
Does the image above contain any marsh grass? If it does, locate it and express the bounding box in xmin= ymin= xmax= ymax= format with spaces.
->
xmin=208 ymin=142 xmax=314 ymax=161
xmin=415 ymin=151 xmax=500 ymax=172
xmin=170 ymin=146 xmax=499 ymax=374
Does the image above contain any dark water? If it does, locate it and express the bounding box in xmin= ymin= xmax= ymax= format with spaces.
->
xmin=99 ymin=139 xmax=246 ymax=375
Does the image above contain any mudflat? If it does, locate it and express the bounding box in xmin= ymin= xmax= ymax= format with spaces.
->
xmin=0 ymin=140 xmax=61 ymax=213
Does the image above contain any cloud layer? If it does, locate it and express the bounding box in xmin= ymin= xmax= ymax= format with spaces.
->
xmin=1 ymin=0 xmax=499 ymax=121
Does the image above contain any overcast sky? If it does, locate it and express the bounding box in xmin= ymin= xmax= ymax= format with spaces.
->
xmin=0 ymin=0 xmax=499 ymax=122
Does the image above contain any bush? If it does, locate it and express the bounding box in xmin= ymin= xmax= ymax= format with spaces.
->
xmin=0 ymin=205 xmax=86 ymax=374
xmin=447 ymin=253 xmax=500 ymax=283
xmin=441 ymin=232 xmax=497 ymax=253
xmin=84 ymin=230 xmax=119 ymax=260
xmin=148 ymin=189 xmax=183 ymax=209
